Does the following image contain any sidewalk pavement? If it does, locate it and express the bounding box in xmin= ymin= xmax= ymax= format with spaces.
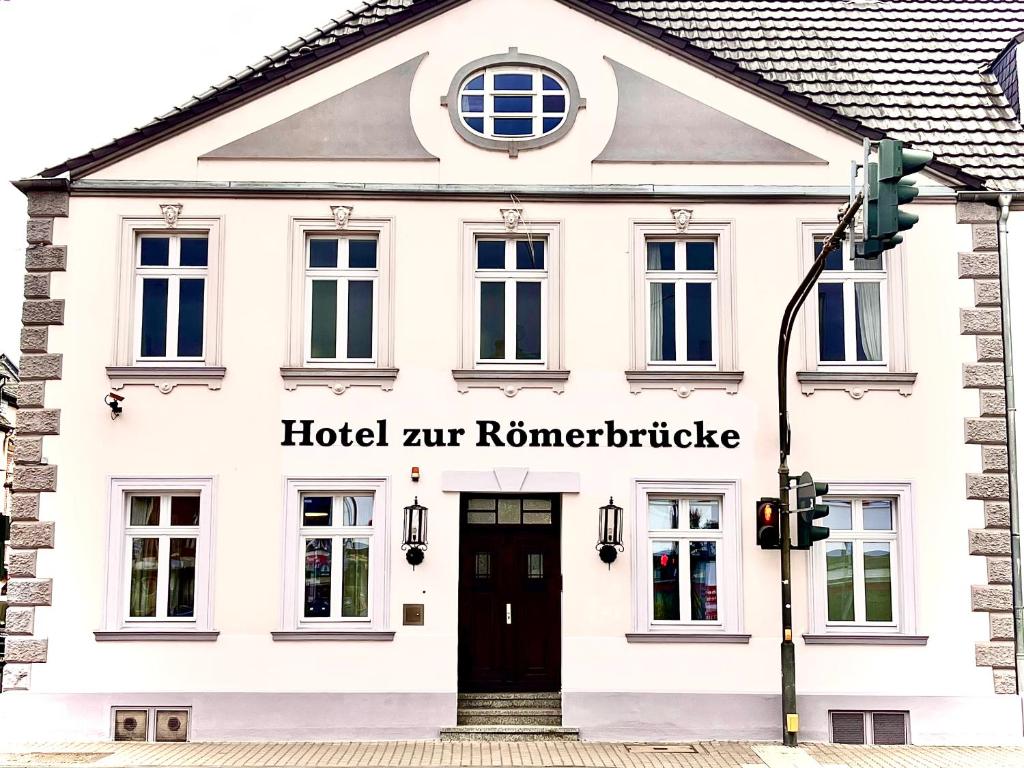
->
xmin=0 ymin=741 xmax=1023 ymax=768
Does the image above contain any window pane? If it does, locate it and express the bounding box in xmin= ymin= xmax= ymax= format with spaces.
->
xmin=342 ymin=538 xmax=370 ymax=618
xmin=689 ymin=541 xmax=718 ymax=621
xmin=523 ymin=512 xmax=553 ymax=524
xmin=465 ymin=117 xmax=484 ymax=133
xmin=689 ymin=500 xmax=720 ymax=530
xmin=825 ymin=541 xmax=855 ymax=622
xmin=685 ymin=242 xmax=715 ymax=271
xmin=652 ymin=541 xmax=680 ymax=621
xmin=309 ymin=239 xmax=339 ymax=269
xmin=461 ymin=95 xmax=484 ymax=113
xmin=523 ymin=499 xmax=552 ymax=511
xmin=467 ymin=512 xmax=496 ymax=524
xmin=516 ymin=281 xmax=542 ymax=360
xmin=176 ymin=278 xmax=205 ymax=358
xmin=494 ymin=73 xmax=532 ymax=90
xmin=167 ymin=538 xmax=196 ymax=618
xmin=650 ymin=283 xmax=676 ymax=361
xmin=467 ymin=498 xmax=497 ymax=511
xmin=854 ymin=282 xmax=883 ymax=362
xmin=863 ymin=500 xmax=894 ymax=530
xmin=129 ymin=538 xmax=159 ymax=617
xmin=864 ymin=542 xmax=894 ymax=622
xmin=818 ymin=283 xmax=845 ymax=361
xmin=179 ymin=238 xmax=208 ymax=267
xmin=346 ymin=280 xmax=374 ymax=359
xmin=686 ymin=282 xmax=713 ymax=362
xmin=647 ymin=242 xmax=675 ymax=271
xmin=170 ymin=496 xmax=200 ymax=526
xmin=304 ymin=538 xmax=332 ymax=617
xmin=130 ymin=496 xmax=160 ymax=526
xmin=498 ymin=498 xmax=521 ymax=524
xmin=310 ymin=280 xmax=338 ymax=359
xmin=494 ymin=95 xmax=533 ymax=113
xmin=477 ymin=241 xmax=505 ymax=269
xmin=140 ymin=278 xmax=168 ymax=358
xmin=649 ymin=499 xmax=679 ymax=529
xmin=302 ymin=496 xmax=333 ymax=526
xmin=493 ymin=118 xmax=533 ymax=136
xmin=817 ymin=240 xmax=843 ymax=271
xmin=542 ymin=95 xmax=565 ymax=112
xmin=465 ymin=74 xmax=484 ymax=90
xmin=479 ymin=281 xmax=505 ymax=359
xmin=542 ymin=117 xmax=563 ymax=133
xmin=542 ymin=75 xmax=561 ymax=90
xmin=341 ymin=495 xmax=374 ymax=526
xmin=140 ymin=237 xmax=170 ymax=266
xmin=475 ymin=552 xmax=491 ymax=578
xmin=527 ymin=553 xmax=544 ymax=579
xmin=349 ymin=240 xmax=377 ymax=269
xmin=824 ymin=500 xmax=852 ymax=530
xmin=516 ymin=240 xmax=544 ymax=270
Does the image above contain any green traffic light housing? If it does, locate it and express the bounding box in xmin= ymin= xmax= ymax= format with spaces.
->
xmin=858 ymin=139 xmax=933 ymax=259
xmin=794 ymin=471 xmax=830 ymax=550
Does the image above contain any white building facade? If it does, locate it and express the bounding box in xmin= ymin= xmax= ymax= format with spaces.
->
xmin=2 ymin=0 xmax=1023 ymax=745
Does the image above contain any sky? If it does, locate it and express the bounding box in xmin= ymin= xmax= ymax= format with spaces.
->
xmin=0 ymin=0 xmax=358 ymax=366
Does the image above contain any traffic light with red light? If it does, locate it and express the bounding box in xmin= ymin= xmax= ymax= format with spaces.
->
xmin=756 ymin=497 xmax=781 ymax=550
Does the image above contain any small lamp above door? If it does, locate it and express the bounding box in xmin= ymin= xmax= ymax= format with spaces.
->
xmin=403 ymin=497 xmax=428 ymax=567
xmin=597 ymin=497 xmax=624 ymax=568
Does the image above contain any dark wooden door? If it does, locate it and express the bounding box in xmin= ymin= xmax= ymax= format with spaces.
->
xmin=458 ymin=495 xmax=561 ymax=692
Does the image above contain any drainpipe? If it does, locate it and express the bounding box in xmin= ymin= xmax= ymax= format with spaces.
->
xmin=996 ymin=193 xmax=1024 ymax=695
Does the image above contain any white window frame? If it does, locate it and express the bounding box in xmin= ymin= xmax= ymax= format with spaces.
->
xmin=799 ymin=222 xmax=910 ymax=379
xmin=807 ymin=482 xmax=918 ymax=637
xmin=281 ymin=477 xmax=391 ymax=632
xmin=302 ymin=235 xmax=380 ymax=366
xmin=112 ymin=216 xmax=224 ymax=374
xmin=102 ymin=476 xmax=215 ymax=632
xmin=456 ymin=220 xmax=565 ymax=391
xmin=632 ymin=479 xmax=743 ymax=635
xmin=457 ymin=67 xmax=569 ymax=141
xmin=285 ymin=218 xmax=395 ymax=374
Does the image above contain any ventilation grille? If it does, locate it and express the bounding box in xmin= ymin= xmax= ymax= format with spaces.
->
xmin=830 ymin=712 xmax=866 ymax=744
xmin=113 ymin=710 xmax=148 ymax=742
xmin=155 ymin=710 xmax=189 ymax=742
xmin=830 ymin=710 xmax=908 ymax=745
xmin=872 ymin=712 xmax=908 ymax=745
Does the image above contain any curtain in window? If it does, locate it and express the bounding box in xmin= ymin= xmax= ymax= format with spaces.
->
xmin=855 ymin=282 xmax=882 ymax=362
xmin=650 ymin=286 xmax=664 ymax=361
xmin=342 ymin=538 xmax=370 ymax=618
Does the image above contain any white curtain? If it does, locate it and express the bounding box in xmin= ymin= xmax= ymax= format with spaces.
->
xmin=650 ymin=284 xmax=664 ymax=361
xmin=855 ymin=282 xmax=883 ymax=361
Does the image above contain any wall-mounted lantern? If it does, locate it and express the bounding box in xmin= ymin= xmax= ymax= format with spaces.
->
xmin=597 ymin=497 xmax=624 ymax=568
xmin=403 ymin=497 xmax=428 ymax=567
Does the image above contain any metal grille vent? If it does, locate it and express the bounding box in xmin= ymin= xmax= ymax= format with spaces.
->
xmin=155 ymin=709 xmax=189 ymax=742
xmin=113 ymin=710 xmax=148 ymax=742
xmin=871 ymin=712 xmax=908 ymax=745
xmin=830 ymin=711 xmax=866 ymax=744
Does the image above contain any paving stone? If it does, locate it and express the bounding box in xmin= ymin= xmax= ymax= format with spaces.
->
xmin=964 ymin=418 xmax=1006 ymax=444
xmin=973 ymin=584 xmax=1012 ymax=611
xmin=9 ymin=521 xmax=54 ymax=549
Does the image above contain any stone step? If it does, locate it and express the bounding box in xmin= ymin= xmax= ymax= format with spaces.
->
xmin=458 ymin=692 xmax=562 ymax=709
xmin=440 ymin=726 xmax=580 ymax=742
xmin=457 ymin=708 xmax=563 ymax=726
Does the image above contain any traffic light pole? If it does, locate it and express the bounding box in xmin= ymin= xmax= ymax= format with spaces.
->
xmin=775 ymin=193 xmax=863 ymax=746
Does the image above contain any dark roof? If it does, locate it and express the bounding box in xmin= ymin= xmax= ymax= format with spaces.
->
xmin=37 ymin=0 xmax=1024 ymax=190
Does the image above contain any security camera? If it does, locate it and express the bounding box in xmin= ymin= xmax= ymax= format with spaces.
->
xmin=104 ymin=392 xmax=124 ymax=419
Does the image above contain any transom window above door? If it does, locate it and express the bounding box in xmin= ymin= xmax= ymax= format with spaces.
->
xmin=476 ymin=237 xmax=547 ymax=365
xmin=305 ymin=235 xmax=378 ymax=364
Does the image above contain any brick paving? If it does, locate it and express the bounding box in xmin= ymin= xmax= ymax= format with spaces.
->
xmin=0 ymin=741 xmax=1021 ymax=768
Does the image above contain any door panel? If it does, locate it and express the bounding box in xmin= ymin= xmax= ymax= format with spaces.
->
xmin=458 ymin=494 xmax=561 ymax=692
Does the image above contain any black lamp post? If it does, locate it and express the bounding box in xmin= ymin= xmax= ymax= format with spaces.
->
xmin=596 ymin=497 xmax=623 ymax=568
xmin=402 ymin=497 xmax=428 ymax=567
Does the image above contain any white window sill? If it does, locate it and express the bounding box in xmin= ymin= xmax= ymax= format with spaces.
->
xmin=796 ymin=371 xmax=917 ymax=399
xmin=280 ymin=367 xmax=399 ymax=395
xmin=452 ymin=369 xmax=570 ymax=397
xmin=107 ymin=366 xmax=226 ymax=393
xmin=802 ymin=633 xmax=927 ymax=646
xmin=625 ymin=632 xmax=750 ymax=644
xmin=625 ymin=370 xmax=743 ymax=397
xmin=271 ymin=630 xmax=395 ymax=641
xmin=94 ymin=630 xmax=219 ymax=641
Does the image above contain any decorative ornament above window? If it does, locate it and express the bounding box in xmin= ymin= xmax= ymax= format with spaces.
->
xmin=444 ymin=48 xmax=585 ymax=156
xmin=159 ymin=203 xmax=182 ymax=228
xmin=330 ymin=204 xmax=354 ymax=229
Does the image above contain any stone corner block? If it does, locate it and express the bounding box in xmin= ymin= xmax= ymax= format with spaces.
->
xmin=12 ymin=436 xmax=43 ymax=465
xmin=22 ymin=299 xmax=65 ymax=327
xmin=975 ymin=280 xmax=1001 ymax=307
xmin=18 ymin=353 xmax=62 ymax=382
xmin=10 ymin=493 xmax=40 ymax=520
xmin=23 ymin=272 xmax=51 ymax=299
xmin=17 ymin=381 xmax=46 ymax=408
xmin=3 ymin=607 xmax=36 ymax=636
xmin=991 ymin=613 xmax=1014 ymax=641
xmin=8 ymin=550 xmax=38 ymax=578
xmin=17 ymin=408 xmax=60 ymax=436
xmin=980 ymin=390 xmax=1007 ymax=417
xmin=959 ymin=251 xmax=999 ymax=279
xmin=12 ymin=464 xmax=58 ymax=493
xmin=25 ymin=245 xmax=67 ymax=272
xmin=20 ymin=327 xmax=49 ymax=355
xmin=961 ymin=308 xmax=1001 ymax=335
xmin=7 ymin=578 xmax=52 ymax=606
xmin=969 ymin=529 xmax=1011 ymax=556
xmin=26 ymin=218 xmax=54 ymax=246
xmin=4 ymin=638 xmax=48 ymax=664
xmin=977 ymin=336 xmax=1004 ymax=363
xmin=966 ymin=473 xmax=1009 ymax=501
xmin=986 ymin=501 xmax=1011 ymax=528
xmin=965 ymin=418 xmax=1007 ymax=445
xmin=963 ymin=364 xmax=1005 ymax=390
xmin=957 ymin=201 xmax=999 ymax=224
xmin=2 ymin=664 xmax=32 ymax=692
xmin=973 ymin=584 xmax=1012 ymax=612
xmin=994 ymin=669 xmax=1017 ymax=694
xmin=26 ymin=190 xmax=69 ymax=218
xmin=973 ymin=223 xmax=998 ymax=251
xmin=982 ymin=445 xmax=1008 ymax=472
xmin=976 ymin=642 xmax=1015 ymax=669
xmin=10 ymin=520 xmax=55 ymax=550
xmin=987 ymin=557 xmax=1013 ymax=584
